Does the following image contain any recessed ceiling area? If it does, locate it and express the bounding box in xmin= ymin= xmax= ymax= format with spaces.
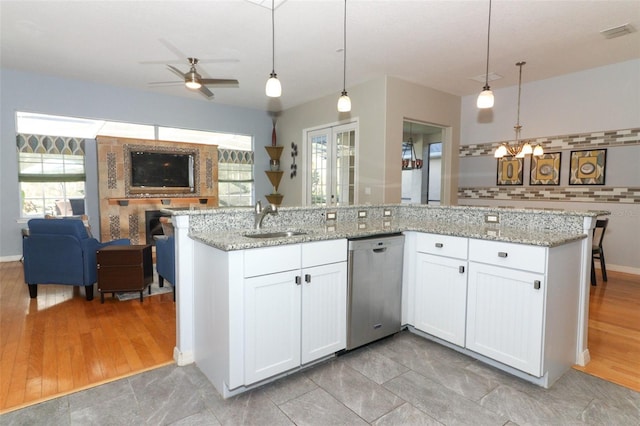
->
xmin=1 ymin=1 xmax=639 ymax=112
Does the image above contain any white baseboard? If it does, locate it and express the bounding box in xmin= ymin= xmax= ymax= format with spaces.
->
xmin=0 ymin=255 xmax=22 ymax=262
xmin=174 ymin=347 xmax=194 ymax=366
xmin=604 ymin=263 xmax=640 ymax=276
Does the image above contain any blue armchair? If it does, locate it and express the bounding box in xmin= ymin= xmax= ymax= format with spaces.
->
xmin=154 ymin=235 xmax=175 ymax=301
xmin=23 ymin=218 xmax=130 ymax=301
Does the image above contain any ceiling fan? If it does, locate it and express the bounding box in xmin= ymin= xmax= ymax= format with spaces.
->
xmin=152 ymin=57 xmax=239 ymax=99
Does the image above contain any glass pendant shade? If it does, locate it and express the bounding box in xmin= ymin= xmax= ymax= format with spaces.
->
xmin=265 ymin=73 xmax=282 ymax=97
xmin=494 ymin=144 xmax=507 ymax=158
xmin=477 ymin=89 xmax=494 ymax=108
xmin=533 ymin=145 xmax=544 ymax=156
xmin=337 ymin=91 xmax=351 ymax=112
xmin=521 ymin=142 xmax=533 ymax=155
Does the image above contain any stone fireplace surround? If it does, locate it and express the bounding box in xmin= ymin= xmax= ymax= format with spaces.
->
xmin=96 ymin=136 xmax=218 ymax=245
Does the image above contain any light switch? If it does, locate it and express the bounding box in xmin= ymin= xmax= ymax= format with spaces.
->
xmin=326 ymin=211 xmax=337 ymax=220
xmin=358 ymin=210 xmax=367 ymax=218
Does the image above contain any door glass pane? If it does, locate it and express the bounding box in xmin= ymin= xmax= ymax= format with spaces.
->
xmin=310 ymin=133 xmax=328 ymax=205
xmin=335 ymin=129 xmax=355 ymax=205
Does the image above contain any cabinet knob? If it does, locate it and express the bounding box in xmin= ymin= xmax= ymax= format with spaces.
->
xmin=459 ymin=265 xmax=465 ymax=274
xmin=295 ymin=276 xmax=302 ymax=285
xmin=534 ymin=280 xmax=541 ymax=290
xmin=305 ymin=274 xmax=311 ymax=283
xmin=498 ymin=252 xmax=508 ymax=258
xmin=435 ymin=243 xmax=444 ymax=248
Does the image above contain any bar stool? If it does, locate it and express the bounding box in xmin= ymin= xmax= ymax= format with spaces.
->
xmin=591 ymin=218 xmax=608 ymax=286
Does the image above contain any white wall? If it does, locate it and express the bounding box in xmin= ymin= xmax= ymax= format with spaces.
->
xmin=386 ymin=77 xmax=461 ymax=204
xmin=458 ymin=60 xmax=640 ymax=272
xmin=461 ymin=60 xmax=640 ymax=145
xmin=276 ymin=77 xmax=387 ymax=206
xmin=0 ymin=68 xmax=272 ymax=259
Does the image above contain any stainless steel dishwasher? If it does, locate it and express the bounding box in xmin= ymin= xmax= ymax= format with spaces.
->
xmin=347 ymin=233 xmax=405 ymax=350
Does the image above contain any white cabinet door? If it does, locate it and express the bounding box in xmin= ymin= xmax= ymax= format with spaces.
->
xmin=414 ymin=253 xmax=467 ymax=346
xmin=301 ymin=262 xmax=347 ymax=364
xmin=244 ymin=269 xmax=301 ymax=385
xmin=466 ymin=262 xmax=545 ymax=377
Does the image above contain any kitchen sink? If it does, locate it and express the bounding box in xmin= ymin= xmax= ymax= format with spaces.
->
xmin=244 ymin=231 xmax=307 ymax=239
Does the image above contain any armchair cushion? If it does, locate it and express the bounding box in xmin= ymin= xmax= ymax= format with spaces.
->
xmin=23 ymin=218 xmax=130 ymax=300
xmin=154 ymin=234 xmax=175 ymax=301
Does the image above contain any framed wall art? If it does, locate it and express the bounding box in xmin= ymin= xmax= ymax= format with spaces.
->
xmin=497 ymin=157 xmax=523 ymax=185
xmin=569 ymin=149 xmax=606 ymax=185
xmin=530 ymin=152 xmax=561 ymax=185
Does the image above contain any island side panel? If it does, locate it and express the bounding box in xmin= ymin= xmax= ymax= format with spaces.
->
xmin=174 ymin=214 xmax=195 ymax=365
xmin=544 ymin=239 xmax=582 ymax=385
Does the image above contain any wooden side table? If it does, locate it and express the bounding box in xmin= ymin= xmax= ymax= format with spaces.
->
xmin=97 ymin=244 xmax=153 ymax=303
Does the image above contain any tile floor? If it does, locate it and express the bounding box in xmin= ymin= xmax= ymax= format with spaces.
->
xmin=3 ymin=331 xmax=639 ymax=425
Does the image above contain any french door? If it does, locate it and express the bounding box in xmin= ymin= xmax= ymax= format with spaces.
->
xmin=306 ymin=122 xmax=357 ymax=206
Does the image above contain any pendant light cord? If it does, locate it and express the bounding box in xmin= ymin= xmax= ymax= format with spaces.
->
xmin=483 ymin=0 xmax=492 ymax=89
xmin=342 ymin=0 xmax=347 ymax=92
xmin=271 ymin=0 xmax=275 ymax=74
xmin=515 ymin=61 xmax=525 ymax=142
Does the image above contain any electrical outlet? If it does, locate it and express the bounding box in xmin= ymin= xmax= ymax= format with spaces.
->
xmin=383 ymin=209 xmax=392 ymax=217
xmin=326 ymin=211 xmax=337 ymax=220
xmin=358 ymin=210 xmax=367 ymax=218
xmin=485 ymin=214 xmax=499 ymax=224
xmin=358 ymin=222 xmax=367 ymax=229
xmin=383 ymin=219 xmax=392 ymax=227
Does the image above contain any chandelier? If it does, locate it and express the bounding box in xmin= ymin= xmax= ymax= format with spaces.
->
xmin=494 ymin=61 xmax=543 ymax=158
xmin=402 ymin=123 xmax=423 ymax=170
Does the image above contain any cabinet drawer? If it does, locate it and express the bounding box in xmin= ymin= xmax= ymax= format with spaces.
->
xmin=416 ymin=233 xmax=468 ymax=259
xmin=244 ymin=244 xmax=301 ymax=277
xmin=469 ymin=239 xmax=546 ymax=273
xmin=302 ymin=239 xmax=347 ymax=268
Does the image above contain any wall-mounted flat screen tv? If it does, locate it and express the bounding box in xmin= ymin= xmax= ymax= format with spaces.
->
xmin=130 ymin=151 xmax=195 ymax=193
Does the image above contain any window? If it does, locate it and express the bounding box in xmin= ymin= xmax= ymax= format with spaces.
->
xmin=17 ymin=134 xmax=86 ymax=217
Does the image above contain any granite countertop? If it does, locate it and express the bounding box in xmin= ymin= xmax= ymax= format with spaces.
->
xmin=189 ymin=218 xmax=587 ymax=251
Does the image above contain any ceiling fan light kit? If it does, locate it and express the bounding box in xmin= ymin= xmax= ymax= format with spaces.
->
xmin=337 ymin=0 xmax=351 ymax=112
xmin=266 ymin=0 xmax=282 ymax=98
xmin=185 ymin=70 xmax=202 ymax=89
xmin=477 ymin=0 xmax=494 ymax=109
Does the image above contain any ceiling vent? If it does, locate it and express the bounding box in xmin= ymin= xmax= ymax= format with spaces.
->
xmin=600 ymin=23 xmax=636 ymax=39
xmin=470 ymin=72 xmax=503 ymax=83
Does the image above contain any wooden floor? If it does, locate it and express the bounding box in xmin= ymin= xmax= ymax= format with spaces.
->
xmin=0 ymin=261 xmax=176 ymax=414
xmin=0 ymin=263 xmax=638 ymax=414
xmin=573 ymin=270 xmax=640 ymax=392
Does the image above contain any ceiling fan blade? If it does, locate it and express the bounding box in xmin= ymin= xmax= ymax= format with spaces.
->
xmin=200 ymin=78 xmax=239 ymax=87
xmin=198 ymin=85 xmax=214 ymax=99
xmin=147 ymin=81 xmax=183 ymax=86
xmin=141 ymin=58 xmax=240 ymax=65
xmin=167 ymin=65 xmax=185 ymax=79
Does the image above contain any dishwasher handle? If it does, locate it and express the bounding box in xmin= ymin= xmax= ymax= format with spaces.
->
xmin=373 ymin=247 xmax=387 ymax=253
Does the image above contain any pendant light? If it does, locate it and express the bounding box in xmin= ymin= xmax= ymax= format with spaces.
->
xmin=265 ymin=0 xmax=281 ymax=97
xmin=494 ymin=61 xmax=543 ymax=158
xmin=337 ymin=0 xmax=351 ymax=112
xmin=477 ymin=0 xmax=494 ymax=109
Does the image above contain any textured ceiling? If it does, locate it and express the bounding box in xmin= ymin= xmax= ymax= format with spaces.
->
xmin=2 ymin=0 xmax=639 ymax=112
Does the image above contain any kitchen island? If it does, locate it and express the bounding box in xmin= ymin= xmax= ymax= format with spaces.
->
xmin=165 ymin=204 xmax=605 ymax=398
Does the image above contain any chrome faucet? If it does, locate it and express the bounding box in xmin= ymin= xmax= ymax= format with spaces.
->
xmin=254 ymin=201 xmax=278 ymax=229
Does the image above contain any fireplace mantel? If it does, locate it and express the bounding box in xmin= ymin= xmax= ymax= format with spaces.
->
xmin=97 ymin=136 xmax=218 ymax=244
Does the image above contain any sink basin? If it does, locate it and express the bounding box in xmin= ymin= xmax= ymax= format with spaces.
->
xmin=244 ymin=231 xmax=307 ymax=239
